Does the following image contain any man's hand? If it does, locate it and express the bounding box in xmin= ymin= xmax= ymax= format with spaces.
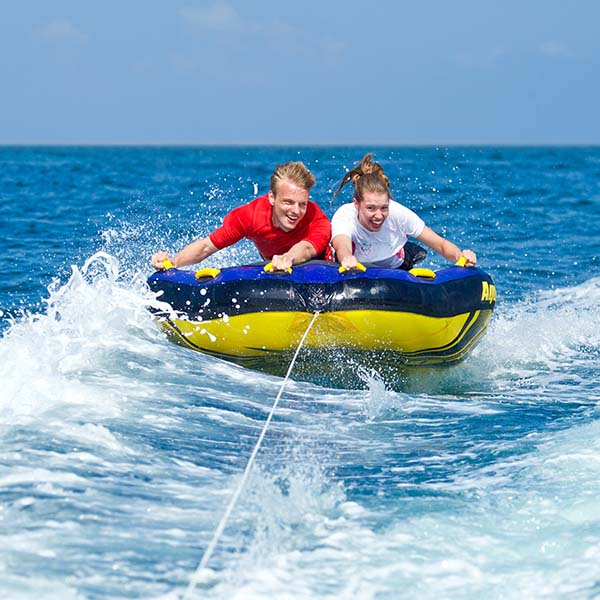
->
xmin=151 ymin=251 xmax=172 ymax=270
xmin=270 ymin=253 xmax=294 ymax=272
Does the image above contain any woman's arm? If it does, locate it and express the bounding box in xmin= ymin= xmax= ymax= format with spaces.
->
xmin=417 ymin=226 xmax=476 ymax=266
xmin=331 ymin=234 xmax=358 ymax=269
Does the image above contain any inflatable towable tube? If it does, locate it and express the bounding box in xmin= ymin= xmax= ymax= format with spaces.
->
xmin=147 ymin=260 xmax=496 ymax=376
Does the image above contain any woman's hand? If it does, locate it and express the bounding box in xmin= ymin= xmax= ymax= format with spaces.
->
xmin=340 ymin=255 xmax=358 ymax=270
xmin=461 ymin=249 xmax=477 ymax=267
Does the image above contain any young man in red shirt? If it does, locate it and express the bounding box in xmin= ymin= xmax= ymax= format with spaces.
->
xmin=151 ymin=161 xmax=331 ymax=272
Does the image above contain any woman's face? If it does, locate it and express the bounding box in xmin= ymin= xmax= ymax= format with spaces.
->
xmin=354 ymin=191 xmax=389 ymax=232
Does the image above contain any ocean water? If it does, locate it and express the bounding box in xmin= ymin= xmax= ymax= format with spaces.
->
xmin=1 ymin=146 xmax=599 ymax=599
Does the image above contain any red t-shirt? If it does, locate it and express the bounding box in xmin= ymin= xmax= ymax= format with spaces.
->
xmin=209 ymin=194 xmax=331 ymax=260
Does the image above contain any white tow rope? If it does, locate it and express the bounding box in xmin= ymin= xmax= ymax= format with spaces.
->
xmin=183 ymin=311 xmax=320 ymax=599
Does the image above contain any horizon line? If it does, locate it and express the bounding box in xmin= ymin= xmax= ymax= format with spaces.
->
xmin=1 ymin=141 xmax=600 ymax=148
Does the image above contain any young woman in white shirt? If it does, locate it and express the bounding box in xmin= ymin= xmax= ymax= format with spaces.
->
xmin=331 ymin=154 xmax=477 ymax=270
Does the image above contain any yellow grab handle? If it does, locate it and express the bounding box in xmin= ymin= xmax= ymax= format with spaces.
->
xmin=338 ymin=262 xmax=367 ymax=274
xmin=455 ymin=256 xmax=468 ymax=267
xmin=162 ymin=259 xmax=175 ymax=270
xmin=195 ymin=267 xmax=221 ymax=280
xmin=264 ymin=262 xmax=292 ymax=274
xmin=409 ymin=267 xmax=436 ymax=279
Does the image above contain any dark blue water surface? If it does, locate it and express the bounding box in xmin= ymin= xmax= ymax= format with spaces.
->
xmin=1 ymin=146 xmax=599 ymax=599
xmin=2 ymin=146 xmax=599 ymax=318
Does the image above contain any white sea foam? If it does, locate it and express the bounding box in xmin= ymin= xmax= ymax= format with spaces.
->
xmin=2 ymin=255 xmax=600 ymax=599
xmin=396 ymin=275 xmax=600 ymax=400
xmin=482 ymin=276 xmax=600 ymax=368
xmin=0 ymin=252 xmax=165 ymax=430
xmin=179 ymin=418 xmax=600 ymax=600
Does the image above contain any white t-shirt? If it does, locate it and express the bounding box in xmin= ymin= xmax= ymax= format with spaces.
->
xmin=331 ymin=200 xmax=425 ymax=268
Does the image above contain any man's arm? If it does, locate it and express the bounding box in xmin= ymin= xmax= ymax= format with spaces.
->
xmin=271 ymin=240 xmax=317 ymax=271
xmin=151 ymin=237 xmax=219 ymax=270
xmin=152 ymin=202 xmax=249 ymax=270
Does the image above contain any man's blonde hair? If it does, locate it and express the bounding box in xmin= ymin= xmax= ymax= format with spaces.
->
xmin=270 ymin=161 xmax=316 ymax=194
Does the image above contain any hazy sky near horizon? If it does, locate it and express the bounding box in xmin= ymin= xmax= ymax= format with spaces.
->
xmin=2 ymin=1 xmax=599 ymax=145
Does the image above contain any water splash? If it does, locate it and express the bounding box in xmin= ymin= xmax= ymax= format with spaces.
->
xmin=0 ymin=252 xmax=162 ymax=426
xmin=473 ymin=276 xmax=600 ymax=392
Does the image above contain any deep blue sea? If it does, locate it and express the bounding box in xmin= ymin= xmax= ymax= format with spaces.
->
xmin=1 ymin=146 xmax=599 ymax=599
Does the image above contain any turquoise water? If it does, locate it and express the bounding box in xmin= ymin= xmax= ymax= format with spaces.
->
xmin=1 ymin=146 xmax=599 ymax=599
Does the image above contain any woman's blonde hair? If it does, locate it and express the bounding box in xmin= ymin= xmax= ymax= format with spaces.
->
xmin=333 ymin=153 xmax=392 ymax=202
xmin=270 ymin=161 xmax=316 ymax=194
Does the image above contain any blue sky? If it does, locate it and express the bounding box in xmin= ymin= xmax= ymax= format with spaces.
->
xmin=1 ymin=1 xmax=599 ymax=145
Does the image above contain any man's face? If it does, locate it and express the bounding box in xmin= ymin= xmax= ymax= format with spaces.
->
xmin=268 ymin=179 xmax=309 ymax=232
